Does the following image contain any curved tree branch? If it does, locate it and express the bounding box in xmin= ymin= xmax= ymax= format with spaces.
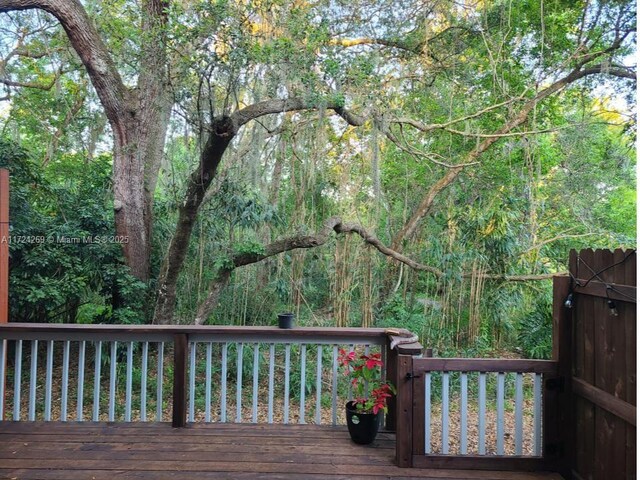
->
xmin=390 ymin=51 xmax=635 ymax=250
xmin=155 ymin=98 xmax=368 ymax=324
xmin=0 ymin=74 xmax=57 ymax=90
xmin=330 ymin=26 xmax=478 ymax=57
xmin=330 ymin=37 xmax=423 ymax=55
xmin=230 ymin=98 xmax=366 ymax=131
xmin=194 ymin=216 xmax=443 ymax=324
xmin=390 ymin=96 xmax=525 ymax=133
xmin=193 ymin=216 xmax=563 ymax=324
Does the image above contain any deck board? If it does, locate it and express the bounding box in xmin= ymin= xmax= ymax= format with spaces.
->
xmin=0 ymin=422 xmax=563 ymax=480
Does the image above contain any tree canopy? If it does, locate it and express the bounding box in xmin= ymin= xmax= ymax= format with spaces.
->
xmin=0 ymin=0 xmax=635 ymax=354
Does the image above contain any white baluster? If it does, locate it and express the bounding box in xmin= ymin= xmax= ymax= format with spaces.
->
xmin=189 ymin=342 xmax=196 ymax=423
xmin=93 ymin=341 xmax=102 ymax=422
xmin=235 ymin=343 xmax=243 ymax=423
xmin=252 ymin=344 xmax=259 ymax=424
xmin=77 ymin=341 xmax=86 ymax=421
xmin=460 ymin=373 xmax=468 ymax=454
xmin=315 ymin=345 xmax=322 ymax=425
xmin=497 ymin=372 xmax=505 ymax=455
xmin=61 ymin=341 xmax=70 ymax=422
xmin=442 ymin=372 xmax=450 ymax=454
xmin=108 ymin=341 xmax=117 ymax=421
xmin=13 ymin=340 xmax=22 ymax=421
xmin=331 ymin=345 xmax=338 ymax=426
xmin=268 ymin=343 xmax=274 ymax=424
xmin=205 ymin=342 xmax=212 ymax=423
xmin=28 ymin=340 xmax=38 ymax=421
xmin=299 ymin=344 xmax=306 ymax=424
xmin=284 ymin=343 xmax=291 ymax=424
xmin=44 ymin=340 xmax=54 ymax=421
xmin=141 ymin=342 xmax=148 ymax=422
xmin=478 ymin=372 xmax=486 ymax=455
xmin=424 ymin=372 xmax=431 ymax=454
xmin=515 ymin=373 xmax=524 ymax=455
xmin=156 ymin=342 xmax=164 ymax=422
xmin=125 ymin=342 xmax=133 ymax=422
xmin=220 ymin=342 xmax=228 ymax=423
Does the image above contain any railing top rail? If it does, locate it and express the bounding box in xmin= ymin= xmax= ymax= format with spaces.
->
xmin=414 ymin=358 xmax=558 ymax=374
xmin=0 ymin=323 xmax=390 ymax=344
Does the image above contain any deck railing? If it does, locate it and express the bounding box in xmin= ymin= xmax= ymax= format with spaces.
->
xmin=0 ymin=322 xmax=568 ymax=473
xmin=406 ymin=358 xmax=559 ymax=470
xmin=393 ymin=352 xmax=566 ymax=471
xmin=0 ymin=324 xmax=413 ymax=428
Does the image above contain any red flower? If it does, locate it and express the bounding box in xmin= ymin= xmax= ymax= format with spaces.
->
xmin=362 ymin=353 xmax=383 ymax=370
xmin=338 ymin=347 xmax=395 ymax=415
xmin=338 ymin=349 xmax=356 ymax=367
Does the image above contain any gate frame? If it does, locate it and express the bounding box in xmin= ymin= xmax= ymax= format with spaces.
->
xmin=394 ymin=274 xmax=574 ymax=474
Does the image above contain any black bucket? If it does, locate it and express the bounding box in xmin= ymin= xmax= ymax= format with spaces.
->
xmin=345 ymin=401 xmax=382 ymax=445
xmin=277 ymin=312 xmax=295 ymax=329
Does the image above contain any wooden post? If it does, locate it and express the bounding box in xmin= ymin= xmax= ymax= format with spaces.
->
xmin=395 ymin=353 xmax=413 ymax=468
xmin=385 ymin=333 xmax=424 ymax=432
xmin=394 ymin=341 xmax=423 ymax=468
xmin=172 ymin=334 xmax=188 ymax=428
xmin=547 ymin=274 xmax=573 ymax=476
xmin=384 ymin=334 xmax=430 ymax=432
xmin=0 ymin=169 xmax=7 ymax=422
xmin=0 ymin=168 xmax=8 ymax=324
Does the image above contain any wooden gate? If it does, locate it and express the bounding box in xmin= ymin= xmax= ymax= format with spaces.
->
xmin=568 ymin=249 xmax=636 ymax=480
xmin=408 ymin=356 xmax=560 ymax=471
xmin=393 ymin=248 xmax=635 ymax=478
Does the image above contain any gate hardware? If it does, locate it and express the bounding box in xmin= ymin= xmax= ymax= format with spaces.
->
xmin=405 ymin=373 xmax=421 ymax=380
xmin=545 ymin=377 xmax=565 ymax=392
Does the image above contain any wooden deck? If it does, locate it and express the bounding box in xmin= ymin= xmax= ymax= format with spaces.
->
xmin=0 ymin=422 xmax=563 ymax=480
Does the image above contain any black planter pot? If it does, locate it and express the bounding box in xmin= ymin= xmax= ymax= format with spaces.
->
xmin=345 ymin=401 xmax=382 ymax=445
xmin=277 ymin=312 xmax=295 ymax=329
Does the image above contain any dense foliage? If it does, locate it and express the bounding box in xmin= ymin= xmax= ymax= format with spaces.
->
xmin=0 ymin=141 xmax=146 ymax=324
xmin=0 ymin=0 xmax=635 ymax=358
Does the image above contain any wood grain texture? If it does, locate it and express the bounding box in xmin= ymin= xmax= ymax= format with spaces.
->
xmin=569 ymin=249 xmax=636 ymax=480
xmin=551 ymin=275 xmax=572 ymax=477
xmin=0 ymin=422 xmax=563 ymax=480
xmin=0 ymin=323 xmax=388 ymax=337
xmin=573 ymin=280 xmax=635 ymax=303
xmin=572 ymin=376 xmax=635 ymax=426
xmin=396 ymin=354 xmax=414 ymax=467
xmin=412 ymin=358 xmax=557 ymax=374
xmin=623 ymin=249 xmax=636 ymax=480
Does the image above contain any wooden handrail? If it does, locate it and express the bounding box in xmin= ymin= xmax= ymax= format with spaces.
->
xmin=414 ymin=358 xmax=558 ymax=374
xmin=0 ymin=323 xmax=389 ymax=341
xmin=0 ymin=323 xmax=389 ymax=335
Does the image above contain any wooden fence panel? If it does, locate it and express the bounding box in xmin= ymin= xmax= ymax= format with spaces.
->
xmin=624 ymin=250 xmax=636 ymax=480
xmin=570 ymin=248 xmax=636 ymax=480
